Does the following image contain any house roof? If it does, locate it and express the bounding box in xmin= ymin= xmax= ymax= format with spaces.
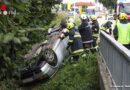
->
xmin=73 ymin=2 xmax=95 ymax=6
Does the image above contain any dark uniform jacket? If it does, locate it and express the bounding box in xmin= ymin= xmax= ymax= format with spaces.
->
xmin=78 ymin=20 xmax=93 ymax=42
xmin=101 ymin=21 xmax=112 ymax=34
xmin=68 ymin=27 xmax=83 ymax=53
xmin=92 ymin=20 xmax=99 ymax=34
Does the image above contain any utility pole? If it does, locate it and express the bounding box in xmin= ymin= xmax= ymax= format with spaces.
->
xmin=74 ymin=0 xmax=76 ymax=20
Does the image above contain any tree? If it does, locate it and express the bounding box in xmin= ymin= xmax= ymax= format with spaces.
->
xmin=62 ymin=4 xmax=67 ymax=11
xmin=99 ymin=0 xmax=117 ymax=8
xmin=0 ymin=0 xmax=61 ymax=88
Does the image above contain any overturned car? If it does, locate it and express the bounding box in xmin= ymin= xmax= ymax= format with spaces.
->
xmin=19 ymin=18 xmax=70 ymax=84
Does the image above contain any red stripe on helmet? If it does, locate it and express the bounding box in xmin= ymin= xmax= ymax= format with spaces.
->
xmin=127 ymin=15 xmax=130 ymax=19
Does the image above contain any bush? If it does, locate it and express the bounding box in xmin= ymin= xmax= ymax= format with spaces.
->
xmin=97 ymin=16 xmax=102 ymax=18
xmin=0 ymin=0 xmax=62 ymax=89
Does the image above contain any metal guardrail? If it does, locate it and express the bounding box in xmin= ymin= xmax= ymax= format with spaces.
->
xmin=100 ymin=31 xmax=130 ymax=90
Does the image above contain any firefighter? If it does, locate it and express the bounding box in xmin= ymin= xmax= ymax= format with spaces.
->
xmin=59 ymin=18 xmax=75 ymax=40
xmin=91 ymin=15 xmax=99 ymax=37
xmin=78 ymin=14 xmax=93 ymax=50
xmin=68 ymin=17 xmax=77 ymax=28
xmin=113 ymin=13 xmax=118 ymax=21
xmin=113 ymin=14 xmax=119 ymax=28
xmin=113 ymin=13 xmax=130 ymax=50
xmin=105 ymin=11 xmax=108 ymax=20
xmin=67 ymin=23 xmax=84 ymax=62
xmin=100 ymin=21 xmax=112 ymax=35
xmin=91 ymin=15 xmax=99 ymax=50
xmin=113 ymin=14 xmax=120 ymax=40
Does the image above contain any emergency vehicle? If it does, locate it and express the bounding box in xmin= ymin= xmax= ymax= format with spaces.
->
xmin=115 ymin=0 xmax=130 ymax=22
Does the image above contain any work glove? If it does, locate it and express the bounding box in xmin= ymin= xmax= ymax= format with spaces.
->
xmin=58 ymin=31 xmax=66 ymax=40
xmin=58 ymin=36 xmax=63 ymax=40
xmin=64 ymin=32 xmax=68 ymax=37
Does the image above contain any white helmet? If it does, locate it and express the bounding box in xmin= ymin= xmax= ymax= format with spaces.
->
xmin=68 ymin=18 xmax=74 ymax=23
xmin=80 ymin=14 xmax=87 ymax=20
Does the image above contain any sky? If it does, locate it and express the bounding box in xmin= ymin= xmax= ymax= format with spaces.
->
xmin=62 ymin=0 xmax=96 ymax=4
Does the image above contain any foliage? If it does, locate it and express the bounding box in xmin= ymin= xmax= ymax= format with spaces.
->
xmin=61 ymin=4 xmax=67 ymax=11
xmin=97 ymin=16 xmax=102 ymax=18
xmin=45 ymin=13 xmax=68 ymax=29
xmin=0 ymin=1 xmax=100 ymax=88
xmin=0 ymin=0 xmax=62 ymax=89
xmin=99 ymin=0 xmax=117 ymax=8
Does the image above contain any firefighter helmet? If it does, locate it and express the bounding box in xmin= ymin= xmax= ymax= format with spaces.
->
xmin=119 ymin=13 xmax=128 ymax=20
xmin=91 ymin=15 xmax=97 ymax=20
xmin=67 ymin=23 xmax=74 ymax=30
xmin=80 ymin=14 xmax=87 ymax=20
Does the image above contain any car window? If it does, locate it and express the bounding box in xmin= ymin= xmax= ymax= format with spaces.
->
xmin=120 ymin=3 xmax=130 ymax=14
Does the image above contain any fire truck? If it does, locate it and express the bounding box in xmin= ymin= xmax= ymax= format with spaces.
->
xmin=115 ymin=0 xmax=130 ymax=22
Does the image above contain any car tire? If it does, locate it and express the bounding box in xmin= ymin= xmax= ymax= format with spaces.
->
xmin=44 ymin=49 xmax=57 ymax=66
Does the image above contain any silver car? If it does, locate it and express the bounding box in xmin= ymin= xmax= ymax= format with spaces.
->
xmin=19 ymin=28 xmax=69 ymax=84
xmin=18 ymin=18 xmax=70 ymax=84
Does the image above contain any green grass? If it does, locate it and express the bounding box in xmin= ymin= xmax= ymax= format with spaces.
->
xmin=22 ymin=53 xmax=100 ymax=90
xmin=45 ymin=13 xmax=69 ymax=29
xmin=69 ymin=15 xmax=81 ymax=26
xmin=40 ymin=53 xmax=100 ymax=90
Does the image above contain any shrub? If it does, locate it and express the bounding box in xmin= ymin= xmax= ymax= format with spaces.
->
xmin=0 ymin=0 xmax=62 ymax=89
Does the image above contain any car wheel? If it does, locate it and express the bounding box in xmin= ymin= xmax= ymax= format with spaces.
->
xmin=44 ymin=49 xmax=57 ymax=66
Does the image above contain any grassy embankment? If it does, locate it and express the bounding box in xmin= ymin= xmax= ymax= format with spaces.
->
xmin=22 ymin=14 xmax=100 ymax=90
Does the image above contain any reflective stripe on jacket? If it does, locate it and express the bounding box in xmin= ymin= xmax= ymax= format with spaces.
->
xmin=92 ymin=20 xmax=99 ymax=37
xmin=78 ymin=20 xmax=93 ymax=42
xmin=100 ymin=21 xmax=112 ymax=34
xmin=73 ymin=49 xmax=84 ymax=54
xmin=68 ymin=27 xmax=84 ymax=54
